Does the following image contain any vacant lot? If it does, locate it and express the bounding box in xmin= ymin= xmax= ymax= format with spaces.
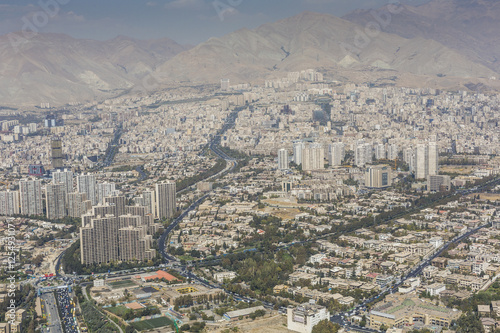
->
xmin=479 ymin=193 xmax=500 ymax=201
xmin=212 ymin=315 xmax=288 ymax=333
xmin=440 ymin=165 xmax=473 ymax=174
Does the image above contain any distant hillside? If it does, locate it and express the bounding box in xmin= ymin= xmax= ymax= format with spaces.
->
xmin=343 ymin=0 xmax=500 ymax=74
xmin=0 ymin=33 xmax=190 ymax=106
xmin=153 ymin=11 xmax=496 ymax=87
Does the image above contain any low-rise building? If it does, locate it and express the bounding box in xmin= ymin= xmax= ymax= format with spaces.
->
xmin=287 ymin=302 xmax=330 ymax=333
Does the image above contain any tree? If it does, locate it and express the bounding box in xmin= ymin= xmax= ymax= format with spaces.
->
xmin=312 ymin=320 xmax=340 ymax=333
xmin=456 ymin=312 xmax=484 ymax=333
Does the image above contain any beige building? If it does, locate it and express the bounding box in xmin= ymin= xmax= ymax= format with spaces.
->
xmin=45 ymin=183 xmax=66 ymax=220
xmin=302 ymin=144 xmax=324 ymax=171
xmin=80 ymin=197 xmax=157 ymax=264
xmin=287 ymin=302 xmax=330 ymax=333
xmin=365 ymin=165 xmax=392 ymax=189
xmin=155 ymin=182 xmax=176 ymax=219
xmin=368 ymin=295 xmax=461 ymax=330
xmin=19 ymin=179 xmax=43 ymax=216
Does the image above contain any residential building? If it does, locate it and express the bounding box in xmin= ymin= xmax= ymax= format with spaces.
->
xmin=52 ymin=169 xmax=73 ymax=194
xmin=328 ymin=142 xmax=344 ymax=166
xmin=19 ymin=179 xmax=43 ymax=216
xmin=77 ymin=174 xmax=98 ymax=205
xmin=278 ymin=148 xmax=289 ymax=170
xmin=155 ymin=182 xmax=176 ymax=220
xmin=45 ymin=183 xmax=66 ymax=220
xmin=302 ymin=143 xmax=324 ymax=171
xmin=0 ymin=191 xmax=19 ymax=216
xmin=293 ymin=141 xmax=305 ymax=166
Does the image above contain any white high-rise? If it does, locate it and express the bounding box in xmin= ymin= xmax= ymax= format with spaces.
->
xmin=19 ymin=180 xmax=43 ymax=216
xmin=387 ymin=144 xmax=399 ymax=161
xmin=155 ymin=182 xmax=176 ymax=220
xmin=355 ymin=140 xmax=373 ymax=167
xmin=278 ymin=149 xmax=289 ymax=170
xmin=45 ymin=183 xmax=66 ymax=220
xmin=302 ymin=143 xmax=324 ymax=171
xmin=77 ymin=174 xmax=98 ymax=205
xmin=67 ymin=192 xmax=90 ymax=218
xmin=136 ymin=190 xmax=155 ymax=215
xmin=415 ymin=142 xmax=439 ymax=179
xmin=0 ymin=191 xmax=19 ymax=216
xmin=52 ymin=169 xmax=73 ymax=194
xmin=415 ymin=144 xmax=429 ymax=179
xmin=293 ymin=141 xmax=305 ymax=166
xmin=428 ymin=142 xmax=439 ymax=176
xmin=97 ymin=182 xmax=117 ymax=204
xmin=404 ymin=147 xmax=415 ymax=172
xmin=374 ymin=143 xmax=386 ymax=160
xmin=329 ymin=142 xmax=344 ymax=166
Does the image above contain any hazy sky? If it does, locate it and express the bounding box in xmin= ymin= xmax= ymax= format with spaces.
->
xmin=0 ymin=0 xmax=431 ymax=44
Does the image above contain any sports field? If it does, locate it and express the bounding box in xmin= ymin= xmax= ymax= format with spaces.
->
xmin=107 ymin=279 xmax=137 ymax=289
xmin=131 ymin=317 xmax=174 ymax=330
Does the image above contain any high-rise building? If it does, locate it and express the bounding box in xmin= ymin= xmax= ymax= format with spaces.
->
xmin=355 ymin=140 xmax=373 ymax=167
xmin=77 ymin=174 xmax=97 ymax=205
xmin=328 ymin=142 xmax=344 ymax=166
xmin=278 ymin=149 xmax=289 ymax=170
xmin=19 ymin=180 xmax=43 ymax=216
xmin=403 ymin=147 xmax=415 ymax=172
xmin=104 ymin=196 xmax=127 ymax=217
xmin=427 ymin=175 xmax=451 ymax=192
xmin=118 ymin=226 xmax=155 ymax=262
xmin=387 ymin=144 xmax=399 ymax=161
xmin=0 ymin=191 xmax=19 ymax=216
xmin=67 ymin=192 xmax=90 ymax=218
xmin=302 ymin=143 xmax=324 ymax=171
xmin=365 ymin=165 xmax=392 ymax=189
xmin=98 ymin=183 xmax=117 ymax=204
xmin=374 ymin=143 xmax=386 ymax=160
xmin=80 ymin=216 xmax=119 ymax=264
xmin=45 ymin=184 xmax=66 ymax=220
xmin=221 ymin=78 xmax=230 ymax=91
xmin=428 ymin=142 xmax=439 ymax=176
xmin=155 ymin=182 xmax=176 ymax=220
xmin=52 ymin=169 xmax=73 ymax=194
xmin=51 ymin=138 xmax=64 ymax=169
xmin=415 ymin=142 xmax=439 ymax=179
xmin=136 ymin=190 xmax=155 ymax=215
xmin=415 ymin=144 xmax=429 ymax=179
xmin=80 ymin=207 xmax=156 ymax=264
xmin=293 ymin=141 xmax=305 ymax=166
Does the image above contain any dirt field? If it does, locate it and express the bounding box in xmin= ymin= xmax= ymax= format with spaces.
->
xmin=209 ymin=315 xmax=289 ymax=333
xmin=260 ymin=197 xmax=309 ymax=220
xmin=260 ymin=207 xmax=302 ymax=220
xmin=478 ymin=193 xmax=500 ymax=201
xmin=440 ymin=165 xmax=474 ymax=174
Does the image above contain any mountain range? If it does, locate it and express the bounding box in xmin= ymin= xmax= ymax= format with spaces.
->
xmin=1 ymin=0 xmax=499 ymax=107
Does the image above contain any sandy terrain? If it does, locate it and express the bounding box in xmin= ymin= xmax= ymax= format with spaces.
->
xmin=209 ymin=315 xmax=289 ymax=333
